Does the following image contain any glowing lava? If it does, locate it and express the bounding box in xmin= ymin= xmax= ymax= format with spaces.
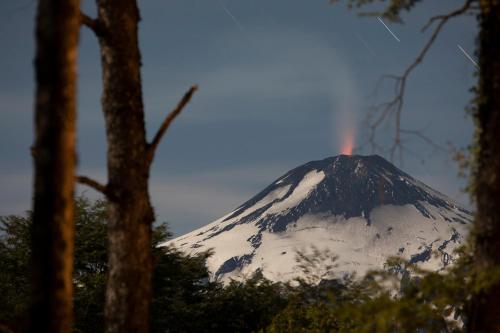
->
xmin=340 ymin=131 xmax=354 ymax=155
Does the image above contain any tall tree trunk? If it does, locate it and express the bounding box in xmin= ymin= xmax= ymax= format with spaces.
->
xmin=77 ymin=1 xmax=196 ymax=332
xmin=95 ymin=1 xmax=154 ymax=332
xmin=31 ymin=0 xmax=80 ymax=332
xmin=469 ymin=1 xmax=500 ymax=332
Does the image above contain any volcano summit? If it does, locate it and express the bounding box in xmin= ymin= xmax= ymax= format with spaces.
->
xmin=165 ymin=155 xmax=472 ymax=282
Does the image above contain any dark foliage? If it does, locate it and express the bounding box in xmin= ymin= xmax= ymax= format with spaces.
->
xmin=3 ymin=196 xmax=493 ymax=333
xmin=329 ymin=0 xmax=424 ymax=22
xmin=0 ymin=214 xmax=32 ymax=332
xmin=0 ymin=197 xmax=288 ymax=333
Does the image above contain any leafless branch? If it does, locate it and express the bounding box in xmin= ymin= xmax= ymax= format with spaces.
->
xmin=80 ymin=11 xmax=102 ymax=36
xmin=366 ymin=0 xmax=475 ymax=163
xmin=147 ymin=85 xmax=198 ymax=163
xmin=400 ymin=128 xmax=448 ymax=152
xmin=77 ymin=175 xmax=108 ymax=196
xmin=422 ymin=0 xmax=476 ymax=32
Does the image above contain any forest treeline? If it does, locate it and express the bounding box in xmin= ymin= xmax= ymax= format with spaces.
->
xmin=0 ymin=196 xmax=496 ymax=333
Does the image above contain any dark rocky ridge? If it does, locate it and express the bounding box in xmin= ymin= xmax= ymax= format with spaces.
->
xmin=206 ymin=155 xmax=470 ymax=240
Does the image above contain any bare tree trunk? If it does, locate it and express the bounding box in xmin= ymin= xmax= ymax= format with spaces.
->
xmin=31 ymin=0 xmax=80 ymax=332
xmin=77 ymin=2 xmax=196 ymax=331
xmin=469 ymin=1 xmax=500 ymax=332
xmin=95 ymin=1 xmax=153 ymax=332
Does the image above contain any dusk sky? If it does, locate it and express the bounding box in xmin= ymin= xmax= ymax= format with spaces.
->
xmin=0 ymin=0 xmax=477 ymax=236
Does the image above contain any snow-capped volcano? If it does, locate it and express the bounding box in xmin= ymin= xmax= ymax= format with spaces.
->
xmin=164 ymin=155 xmax=472 ymax=282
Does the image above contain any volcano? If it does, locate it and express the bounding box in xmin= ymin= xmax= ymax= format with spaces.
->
xmin=164 ymin=155 xmax=472 ymax=282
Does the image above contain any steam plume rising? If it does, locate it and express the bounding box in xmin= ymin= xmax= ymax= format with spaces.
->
xmin=340 ymin=129 xmax=354 ymax=155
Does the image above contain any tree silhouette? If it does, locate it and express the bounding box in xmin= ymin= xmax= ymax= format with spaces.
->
xmin=78 ymin=1 xmax=197 ymax=332
xmin=31 ymin=0 xmax=81 ymax=332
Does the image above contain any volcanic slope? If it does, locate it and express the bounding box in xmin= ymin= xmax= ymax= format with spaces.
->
xmin=164 ymin=155 xmax=472 ymax=282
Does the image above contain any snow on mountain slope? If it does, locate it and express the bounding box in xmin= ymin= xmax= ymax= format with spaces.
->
xmin=163 ymin=155 xmax=472 ymax=283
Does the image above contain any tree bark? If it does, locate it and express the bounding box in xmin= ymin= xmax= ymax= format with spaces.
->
xmin=469 ymin=0 xmax=500 ymax=332
xmin=31 ymin=0 xmax=80 ymax=332
xmin=94 ymin=1 xmax=154 ymax=332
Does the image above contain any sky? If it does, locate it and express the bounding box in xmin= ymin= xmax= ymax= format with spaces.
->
xmin=0 ymin=0 xmax=478 ymax=236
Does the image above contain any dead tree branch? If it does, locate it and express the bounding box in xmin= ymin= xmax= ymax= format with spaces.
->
xmin=77 ymin=175 xmax=108 ymax=196
xmin=80 ymin=11 xmax=102 ymax=36
xmin=400 ymin=128 xmax=448 ymax=152
xmin=147 ymin=85 xmax=198 ymax=163
xmin=367 ymin=0 xmax=475 ymax=163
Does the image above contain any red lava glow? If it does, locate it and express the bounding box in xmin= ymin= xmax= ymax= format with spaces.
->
xmin=340 ymin=131 xmax=354 ymax=155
